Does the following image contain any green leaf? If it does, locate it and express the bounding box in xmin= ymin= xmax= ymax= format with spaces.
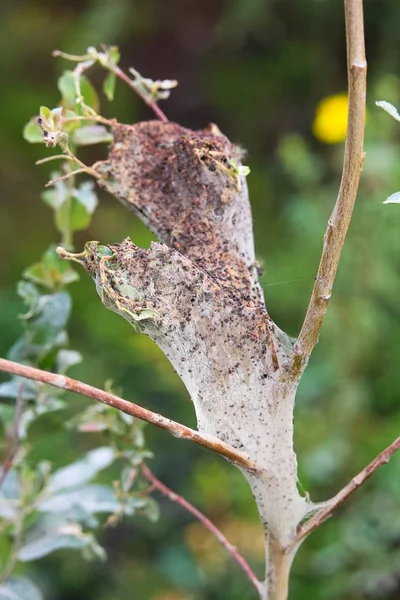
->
xmin=23 ymin=262 xmax=54 ymax=289
xmin=140 ymin=496 xmax=160 ymax=522
xmin=55 ymin=196 xmax=90 ymax=233
xmin=0 ymin=378 xmax=38 ymax=401
xmin=0 ymin=469 xmax=20 ymax=502
xmin=376 ymin=100 xmax=400 ymax=123
xmin=17 ymin=281 xmax=40 ymax=315
xmin=18 ymin=528 xmax=89 ymax=561
xmin=58 ymin=70 xmax=100 ymax=114
xmin=17 ymin=513 xmax=106 ymax=562
xmin=39 ymin=106 xmax=53 ymax=122
xmin=23 ymin=118 xmax=43 ymax=143
xmin=47 ymin=447 xmax=115 ymax=493
xmin=118 ymin=495 xmax=149 ymax=519
xmin=44 ymin=178 xmax=99 ymax=237
xmin=239 ymin=165 xmax=251 ymax=176
xmin=383 ymin=191 xmax=400 ymax=204
xmin=108 ymin=46 xmax=120 ymax=65
xmin=0 ymin=496 xmax=18 ymax=520
xmin=229 ymin=159 xmax=250 ymax=177
xmin=44 ymin=246 xmax=79 ymax=283
xmin=23 ymin=247 xmax=79 ymax=290
xmin=96 ymin=245 xmax=114 ymax=257
xmin=21 ymin=391 xmax=65 ymax=417
xmin=73 ymin=181 xmax=98 ymax=214
xmin=0 ymin=576 xmax=43 ymax=600
xmin=33 ymin=292 xmax=71 ymax=334
xmin=57 ymin=71 xmax=78 ymax=108
xmin=41 ymin=178 xmax=69 ymax=211
xmin=72 ymin=125 xmax=113 ymax=145
xmin=56 ymin=349 xmax=82 ymax=374
xmin=54 ymin=182 xmax=98 ymax=234
xmin=51 ymin=106 xmax=63 ymax=120
xmin=18 ymin=399 xmax=67 ymax=439
xmin=39 ymin=484 xmax=120 ymax=516
xmin=0 ymin=468 xmax=22 ymax=519
xmin=81 ymin=535 xmax=107 ymax=561
xmin=103 ymin=72 xmax=117 ymax=101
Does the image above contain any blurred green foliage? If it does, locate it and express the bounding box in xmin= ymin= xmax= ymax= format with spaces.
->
xmin=1 ymin=1 xmax=400 ymax=599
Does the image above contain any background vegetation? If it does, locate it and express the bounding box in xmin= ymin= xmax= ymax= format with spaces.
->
xmin=1 ymin=1 xmax=400 ymax=598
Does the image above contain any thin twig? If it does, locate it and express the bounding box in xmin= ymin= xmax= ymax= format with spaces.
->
xmin=63 ymin=115 xmax=114 ymax=126
xmin=36 ymin=150 xmax=98 ymax=185
xmin=64 ymin=148 xmax=97 ymax=174
xmin=45 ymin=168 xmax=95 ymax=187
xmin=0 ymin=358 xmax=262 ymax=475
xmin=36 ymin=154 xmax=77 ymax=166
xmin=111 ymin=63 xmax=169 ymax=123
xmin=289 ymin=0 xmax=367 ymax=378
xmin=291 ymin=435 xmax=400 ymax=548
xmin=141 ymin=463 xmax=263 ymax=595
xmin=73 ymin=60 xmax=97 ymax=116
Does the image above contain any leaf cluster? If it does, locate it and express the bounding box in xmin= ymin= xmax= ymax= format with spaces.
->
xmin=0 ymin=54 xmax=162 ymax=598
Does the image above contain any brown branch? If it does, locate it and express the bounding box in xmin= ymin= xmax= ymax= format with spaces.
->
xmin=291 ymin=435 xmax=400 ymax=548
xmin=290 ymin=0 xmax=367 ymax=376
xmin=0 ymin=358 xmax=262 ymax=474
xmin=141 ymin=463 xmax=263 ymax=595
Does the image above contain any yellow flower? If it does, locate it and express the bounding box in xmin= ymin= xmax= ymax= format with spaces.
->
xmin=313 ymin=93 xmax=348 ymax=144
